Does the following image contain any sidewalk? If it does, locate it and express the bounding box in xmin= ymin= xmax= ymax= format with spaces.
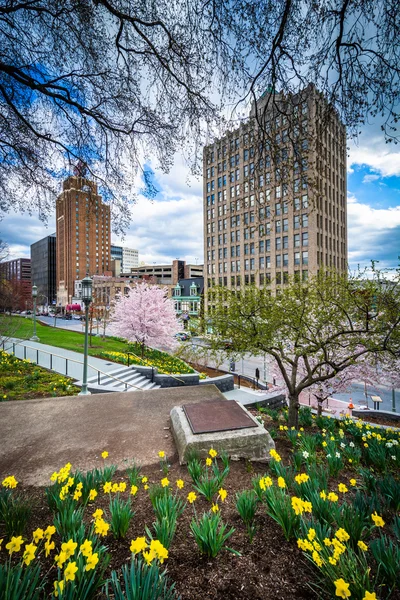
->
xmin=3 ymin=338 xmax=122 ymax=381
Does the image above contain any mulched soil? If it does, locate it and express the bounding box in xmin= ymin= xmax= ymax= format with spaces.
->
xmin=4 ymin=456 xmax=318 ymax=600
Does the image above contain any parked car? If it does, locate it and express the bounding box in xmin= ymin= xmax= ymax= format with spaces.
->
xmin=73 ymin=315 xmax=81 ymax=320
xmin=64 ymin=314 xmax=72 ymax=320
xmin=175 ymin=332 xmax=189 ymax=341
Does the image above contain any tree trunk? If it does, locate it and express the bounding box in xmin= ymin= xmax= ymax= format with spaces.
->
xmin=141 ymin=342 xmax=145 ymax=359
xmin=317 ymin=399 xmax=323 ymax=417
xmin=288 ymin=393 xmax=300 ymax=428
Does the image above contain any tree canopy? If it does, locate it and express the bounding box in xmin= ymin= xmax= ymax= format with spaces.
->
xmin=208 ymin=268 xmax=400 ymax=426
xmin=1 ymin=0 xmax=399 ymax=227
xmin=110 ymin=281 xmax=180 ymax=356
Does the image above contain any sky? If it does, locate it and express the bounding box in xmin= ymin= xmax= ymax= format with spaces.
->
xmin=1 ymin=123 xmax=399 ymax=274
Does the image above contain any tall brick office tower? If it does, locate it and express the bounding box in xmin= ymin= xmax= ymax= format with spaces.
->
xmin=203 ymin=84 xmax=347 ymax=307
xmin=56 ymin=175 xmax=111 ymax=307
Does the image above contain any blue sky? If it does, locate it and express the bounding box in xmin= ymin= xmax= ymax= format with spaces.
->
xmin=1 ymin=128 xmax=399 ymax=273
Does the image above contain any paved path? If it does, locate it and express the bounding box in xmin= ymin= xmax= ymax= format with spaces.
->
xmin=3 ymin=338 xmax=123 ymax=381
xmin=0 ymin=385 xmax=224 ymax=487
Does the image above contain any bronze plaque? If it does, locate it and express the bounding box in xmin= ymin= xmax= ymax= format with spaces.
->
xmin=183 ymin=400 xmax=257 ymax=434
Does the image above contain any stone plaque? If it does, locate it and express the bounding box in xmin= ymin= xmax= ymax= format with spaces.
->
xmin=182 ymin=400 xmax=257 ymax=434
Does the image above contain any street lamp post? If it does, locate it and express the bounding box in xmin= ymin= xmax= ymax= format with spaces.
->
xmin=79 ymin=274 xmax=93 ymax=396
xmin=30 ymin=285 xmax=40 ymax=342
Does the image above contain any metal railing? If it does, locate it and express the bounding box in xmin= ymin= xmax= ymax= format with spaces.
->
xmin=1 ymin=341 xmax=148 ymax=392
xmin=125 ymin=350 xmax=186 ymax=385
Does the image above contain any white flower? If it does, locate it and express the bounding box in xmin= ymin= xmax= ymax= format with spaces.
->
xmin=392 ymin=456 xmax=396 ymax=460
xmin=391 ymin=440 xmax=398 ymax=446
xmin=335 ymin=452 xmax=341 ymax=459
xmin=326 ymin=454 xmax=331 ymax=458
xmin=349 ymin=442 xmax=355 ymax=448
xmin=340 ymin=443 xmax=346 ymax=449
xmin=386 ymin=442 xmax=393 ymax=448
xmin=302 ymin=451 xmax=309 ymax=459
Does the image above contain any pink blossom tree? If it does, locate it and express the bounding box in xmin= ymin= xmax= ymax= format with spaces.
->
xmin=110 ymin=282 xmax=181 ymax=358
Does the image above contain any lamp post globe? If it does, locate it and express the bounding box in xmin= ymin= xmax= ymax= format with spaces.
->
xmin=79 ymin=274 xmax=93 ymax=396
xmin=30 ymin=284 xmax=40 ymax=342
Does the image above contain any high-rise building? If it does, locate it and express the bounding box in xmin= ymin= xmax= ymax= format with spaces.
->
xmin=0 ymin=258 xmax=31 ymax=311
xmin=56 ymin=175 xmax=111 ymax=306
xmin=30 ymin=233 xmax=56 ymax=309
xmin=203 ymin=84 xmax=347 ymax=303
xmin=110 ymin=244 xmax=139 ymax=273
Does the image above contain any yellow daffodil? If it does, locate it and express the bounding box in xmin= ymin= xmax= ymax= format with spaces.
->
xmin=45 ymin=540 xmax=55 ymax=557
xmin=32 ymin=528 xmax=44 ymax=544
xmin=130 ymin=485 xmax=138 ymax=496
xmin=176 ymin=479 xmax=184 ymax=489
xmin=158 ymin=451 xmax=165 ymax=458
xmin=334 ymin=578 xmax=351 ymax=598
xmin=55 ymin=551 xmax=67 ymax=568
xmin=22 ymin=543 xmax=37 ymax=566
xmin=92 ymin=508 xmax=103 ymax=519
xmin=80 ymin=539 xmax=93 ymax=557
xmin=338 ymin=483 xmax=348 ymax=493
xmin=358 ymin=540 xmax=368 ymax=552
xmin=6 ymin=536 xmax=24 ymax=555
xmin=44 ymin=525 xmax=56 ymax=540
xmin=218 ymin=488 xmax=227 ymax=502
xmin=89 ymin=489 xmax=98 ymax=501
xmin=371 ymin=512 xmax=385 ymax=527
xmin=209 ymin=448 xmax=218 ymax=458
xmin=64 ymin=561 xmax=78 ymax=582
xmin=103 ymin=482 xmax=112 ymax=493
xmin=101 ymin=451 xmax=109 ymax=459
xmin=205 ymin=457 xmax=212 ymax=466
xmin=2 ymin=475 xmax=18 ymax=489
xmin=130 ymin=536 xmax=147 ymax=554
xmin=53 ymin=580 xmax=64 ymax=598
xmin=362 ymin=592 xmax=376 ymax=600
xmin=187 ymin=491 xmax=197 ymax=504
xmin=277 ymin=477 xmax=286 ymax=489
xmin=211 ymin=503 xmax=219 ymax=513
xmin=350 ymin=479 xmax=357 ymax=487
xmin=161 ymin=477 xmax=170 ymax=488
xmin=335 ymin=528 xmax=350 ymax=543
xmin=85 ymin=552 xmax=99 ymax=571
xmin=61 ymin=539 xmax=78 ymax=559
xmin=141 ymin=477 xmax=148 ymax=484
xmin=307 ymin=528 xmax=316 ymax=541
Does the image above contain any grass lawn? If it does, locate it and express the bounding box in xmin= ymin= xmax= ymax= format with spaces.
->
xmin=0 ymin=316 xmax=195 ymax=375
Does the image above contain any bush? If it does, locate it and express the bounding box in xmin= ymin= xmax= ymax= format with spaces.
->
xmin=235 ymin=490 xmax=258 ymax=542
xmin=190 ymin=512 xmax=236 ymax=558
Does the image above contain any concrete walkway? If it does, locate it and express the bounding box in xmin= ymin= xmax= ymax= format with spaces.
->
xmin=0 ymin=385 xmax=225 ymax=487
xmin=3 ymin=338 xmax=124 ymax=382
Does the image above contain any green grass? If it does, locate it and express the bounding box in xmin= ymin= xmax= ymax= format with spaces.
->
xmin=0 ymin=316 xmax=194 ymax=375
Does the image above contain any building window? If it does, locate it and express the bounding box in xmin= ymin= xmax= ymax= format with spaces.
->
xmin=294 ymin=215 xmax=300 ymax=229
xmin=302 ymin=232 xmax=308 ymax=246
xmin=276 ymin=237 xmax=281 ymax=250
xmin=302 ymin=251 xmax=309 ymax=265
xmin=276 ymin=255 xmax=282 ymax=267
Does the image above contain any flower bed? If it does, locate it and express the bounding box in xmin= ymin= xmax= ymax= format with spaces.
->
xmin=0 ymin=414 xmax=399 ymax=599
xmin=98 ymin=346 xmax=195 ymax=376
xmin=0 ymin=351 xmax=79 ymax=401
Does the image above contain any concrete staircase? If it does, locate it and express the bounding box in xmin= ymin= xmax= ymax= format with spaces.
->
xmin=80 ymin=365 xmax=161 ymax=393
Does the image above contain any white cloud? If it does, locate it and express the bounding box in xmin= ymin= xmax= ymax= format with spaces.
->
xmin=347 ymin=192 xmax=400 ymax=270
xmin=348 ymin=132 xmax=400 ymax=178
xmin=362 ymin=173 xmax=380 ymax=184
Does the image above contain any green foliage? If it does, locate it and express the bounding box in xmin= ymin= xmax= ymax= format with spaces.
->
xmin=109 ymin=496 xmax=135 ymax=539
xmin=106 ymin=557 xmax=180 ymax=600
xmin=54 ymin=501 xmax=85 ymax=541
xmin=190 ymin=512 xmax=236 ymax=558
xmin=298 ymin=407 xmax=313 ymax=428
xmin=126 ymin=462 xmax=142 ymax=487
xmin=264 ymin=487 xmax=300 ymax=541
xmin=98 ymin=346 xmax=194 ymax=375
xmin=375 ymin=475 xmax=400 ymax=512
xmin=339 ymin=503 xmax=370 ymax=549
xmin=193 ymin=473 xmax=222 ymax=502
xmin=370 ymin=536 xmax=400 ymax=592
xmin=53 ymin=542 xmax=110 ymax=600
xmin=0 ymin=488 xmax=31 ymax=539
xmin=235 ymin=490 xmax=258 ymax=542
xmin=391 ymin=515 xmax=400 ymax=540
xmin=186 ymin=458 xmax=202 ymax=486
xmin=148 ymin=484 xmax=168 ymax=509
xmin=0 ymin=563 xmax=43 ymax=600
xmin=72 ymin=466 xmax=116 ymax=504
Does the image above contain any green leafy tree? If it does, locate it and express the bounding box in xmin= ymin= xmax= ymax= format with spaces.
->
xmin=208 ymin=268 xmax=400 ymax=427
